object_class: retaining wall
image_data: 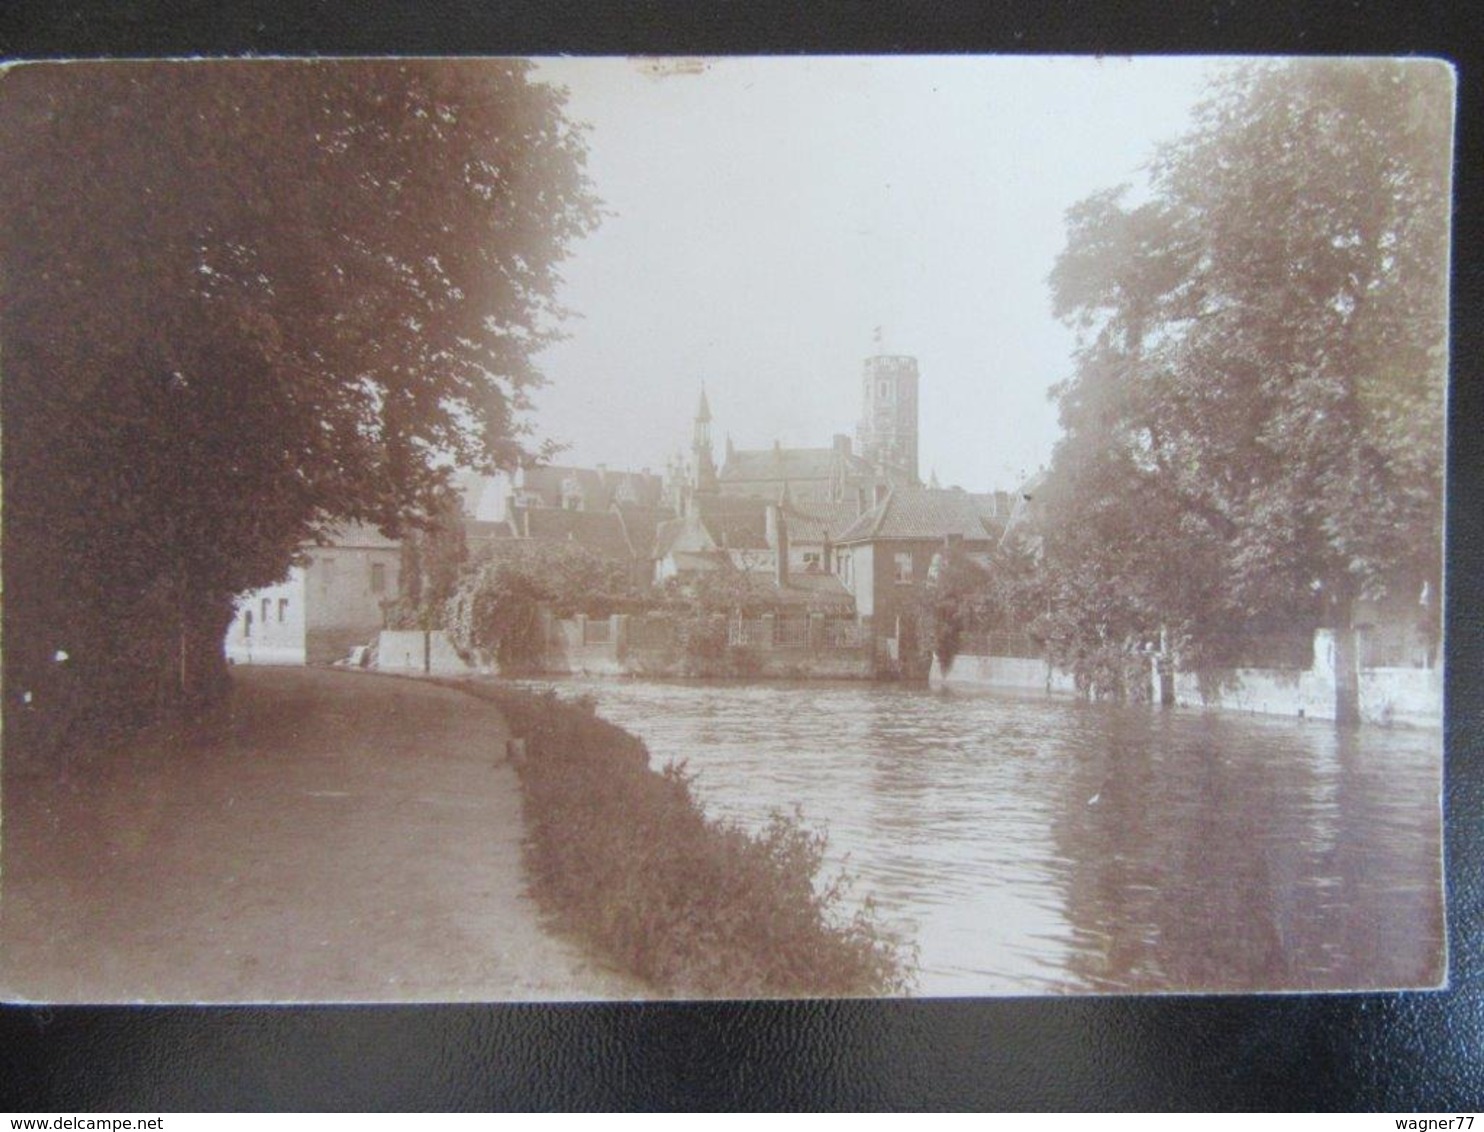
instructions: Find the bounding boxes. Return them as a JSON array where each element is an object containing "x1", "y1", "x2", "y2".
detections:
[
  {"x1": 377, "y1": 630, "x2": 478, "y2": 675},
  {"x1": 935, "y1": 639, "x2": 1439, "y2": 728}
]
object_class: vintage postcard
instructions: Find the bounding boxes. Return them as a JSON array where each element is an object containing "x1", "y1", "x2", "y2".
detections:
[{"x1": 0, "y1": 56, "x2": 1450, "y2": 1001}]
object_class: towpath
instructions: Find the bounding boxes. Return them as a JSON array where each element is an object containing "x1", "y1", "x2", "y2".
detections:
[{"x1": 1, "y1": 667, "x2": 641, "y2": 1002}]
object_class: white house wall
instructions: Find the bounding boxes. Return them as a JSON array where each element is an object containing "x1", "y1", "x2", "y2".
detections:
[{"x1": 226, "y1": 568, "x2": 308, "y2": 666}]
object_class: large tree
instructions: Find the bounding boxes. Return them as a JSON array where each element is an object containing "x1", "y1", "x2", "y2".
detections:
[
  {"x1": 1, "y1": 61, "x2": 599, "y2": 752},
  {"x1": 1041, "y1": 60, "x2": 1451, "y2": 719}
]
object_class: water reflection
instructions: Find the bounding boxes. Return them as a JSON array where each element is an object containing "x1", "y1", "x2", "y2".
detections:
[{"x1": 511, "y1": 678, "x2": 1443, "y2": 995}]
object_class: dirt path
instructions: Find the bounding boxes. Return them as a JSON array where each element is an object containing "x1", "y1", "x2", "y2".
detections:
[{"x1": 0, "y1": 667, "x2": 643, "y2": 1003}]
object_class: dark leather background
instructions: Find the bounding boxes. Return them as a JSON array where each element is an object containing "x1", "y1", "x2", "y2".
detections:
[{"x1": 0, "y1": 1, "x2": 1479, "y2": 1111}]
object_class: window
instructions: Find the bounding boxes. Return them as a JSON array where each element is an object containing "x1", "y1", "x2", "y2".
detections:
[
  {"x1": 243, "y1": 610, "x2": 253, "y2": 639},
  {"x1": 802, "y1": 552, "x2": 821, "y2": 573},
  {"x1": 370, "y1": 562, "x2": 386, "y2": 595},
  {"x1": 320, "y1": 558, "x2": 336, "y2": 592},
  {"x1": 879, "y1": 380, "x2": 890, "y2": 400},
  {"x1": 278, "y1": 598, "x2": 289, "y2": 623},
  {"x1": 261, "y1": 597, "x2": 271, "y2": 622},
  {"x1": 894, "y1": 551, "x2": 913, "y2": 584}
]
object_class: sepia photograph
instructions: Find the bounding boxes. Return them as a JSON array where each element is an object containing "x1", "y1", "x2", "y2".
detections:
[{"x1": 0, "y1": 54, "x2": 1451, "y2": 1003}]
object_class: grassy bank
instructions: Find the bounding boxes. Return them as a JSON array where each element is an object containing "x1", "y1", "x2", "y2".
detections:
[{"x1": 457, "y1": 682, "x2": 912, "y2": 998}]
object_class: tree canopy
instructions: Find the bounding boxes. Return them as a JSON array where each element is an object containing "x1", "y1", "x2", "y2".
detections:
[
  {"x1": 1, "y1": 60, "x2": 600, "y2": 747},
  {"x1": 1039, "y1": 60, "x2": 1451, "y2": 714}
]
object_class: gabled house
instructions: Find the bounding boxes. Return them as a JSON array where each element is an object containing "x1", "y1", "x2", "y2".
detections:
[
  {"x1": 493, "y1": 501, "x2": 666, "y2": 589},
  {"x1": 652, "y1": 494, "x2": 771, "y2": 582},
  {"x1": 652, "y1": 492, "x2": 860, "y2": 584},
  {"x1": 833, "y1": 486, "x2": 1003, "y2": 663},
  {"x1": 652, "y1": 494, "x2": 856, "y2": 612},
  {"x1": 226, "y1": 523, "x2": 401, "y2": 665}
]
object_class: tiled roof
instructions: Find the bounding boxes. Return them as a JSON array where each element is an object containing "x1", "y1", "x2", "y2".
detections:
[
  {"x1": 522, "y1": 508, "x2": 635, "y2": 561},
  {"x1": 651, "y1": 503, "x2": 770, "y2": 557},
  {"x1": 700, "y1": 512, "x2": 768, "y2": 550},
  {"x1": 612, "y1": 504, "x2": 668, "y2": 560},
  {"x1": 319, "y1": 522, "x2": 400, "y2": 549},
  {"x1": 836, "y1": 487, "x2": 1000, "y2": 544},
  {"x1": 783, "y1": 499, "x2": 862, "y2": 543},
  {"x1": 688, "y1": 493, "x2": 769, "y2": 550},
  {"x1": 720, "y1": 445, "x2": 873, "y2": 485},
  {"x1": 651, "y1": 516, "x2": 693, "y2": 560},
  {"x1": 518, "y1": 463, "x2": 665, "y2": 510},
  {"x1": 655, "y1": 495, "x2": 862, "y2": 560},
  {"x1": 736, "y1": 571, "x2": 855, "y2": 608}
]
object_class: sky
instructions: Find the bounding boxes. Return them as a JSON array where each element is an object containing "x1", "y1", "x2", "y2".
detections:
[{"x1": 526, "y1": 56, "x2": 1215, "y2": 492}]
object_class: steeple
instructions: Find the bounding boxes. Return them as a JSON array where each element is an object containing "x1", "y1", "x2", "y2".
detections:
[{"x1": 692, "y1": 383, "x2": 718, "y2": 494}]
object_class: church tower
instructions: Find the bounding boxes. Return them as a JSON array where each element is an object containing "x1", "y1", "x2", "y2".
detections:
[
  {"x1": 856, "y1": 354, "x2": 920, "y2": 486},
  {"x1": 692, "y1": 385, "x2": 719, "y2": 495}
]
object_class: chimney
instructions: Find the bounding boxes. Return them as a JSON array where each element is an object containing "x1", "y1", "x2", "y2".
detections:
[
  {"x1": 855, "y1": 486, "x2": 868, "y2": 516},
  {"x1": 833, "y1": 433, "x2": 852, "y2": 456},
  {"x1": 873, "y1": 482, "x2": 890, "y2": 507},
  {"x1": 766, "y1": 504, "x2": 789, "y2": 587}
]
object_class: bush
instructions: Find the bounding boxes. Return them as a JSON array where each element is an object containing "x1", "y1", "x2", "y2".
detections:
[
  {"x1": 675, "y1": 611, "x2": 728, "y2": 671},
  {"x1": 463, "y1": 683, "x2": 912, "y2": 997},
  {"x1": 444, "y1": 560, "x2": 549, "y2": 672}
]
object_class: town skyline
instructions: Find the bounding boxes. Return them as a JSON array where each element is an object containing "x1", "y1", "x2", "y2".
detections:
[{"x1": 528, "y1": 55, "x2": 1213, "y2": 491}]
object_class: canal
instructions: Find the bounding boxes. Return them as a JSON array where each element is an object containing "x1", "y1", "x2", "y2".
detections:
[{"x1": 514, "y1": 678, "x2": 1444, "y2": 996}]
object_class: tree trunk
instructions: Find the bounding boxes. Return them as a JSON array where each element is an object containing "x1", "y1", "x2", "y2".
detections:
[{"x1": 183, "y1": 596, "x2": 235, "y2": 709}]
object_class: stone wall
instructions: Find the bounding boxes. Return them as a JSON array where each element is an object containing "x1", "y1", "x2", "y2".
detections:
[
  {"x1": 377, "y1": 629, "x2": 478, "y2": 675},
  {"x1": 933, "y1": 626, "x2": 1440, "y2": 728},
  {"x1": 542, "y1": 614, "x2": 629, "y2": 676}
]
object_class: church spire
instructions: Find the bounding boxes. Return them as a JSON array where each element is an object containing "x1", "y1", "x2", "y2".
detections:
[{"x1": 692, "y1": 382, "x2": 718, "y2": 494}]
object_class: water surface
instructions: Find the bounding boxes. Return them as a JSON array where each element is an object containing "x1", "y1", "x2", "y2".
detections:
[{"x1": 513, "y1": 678, "x2": 1444, "y2": 995}]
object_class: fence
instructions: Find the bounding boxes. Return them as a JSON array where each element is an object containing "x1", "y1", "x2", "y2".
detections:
[
  {"x1": 728, "y1": 618, "x2": 767, "y2": 647},
  {"x1": 773, "y1": 616, "x2": 810, "y2": 649}
]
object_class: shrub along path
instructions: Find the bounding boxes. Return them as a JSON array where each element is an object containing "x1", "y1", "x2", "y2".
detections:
[{"x1": 0, "y1": 667, "x2": 642, "y2": 1003}]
